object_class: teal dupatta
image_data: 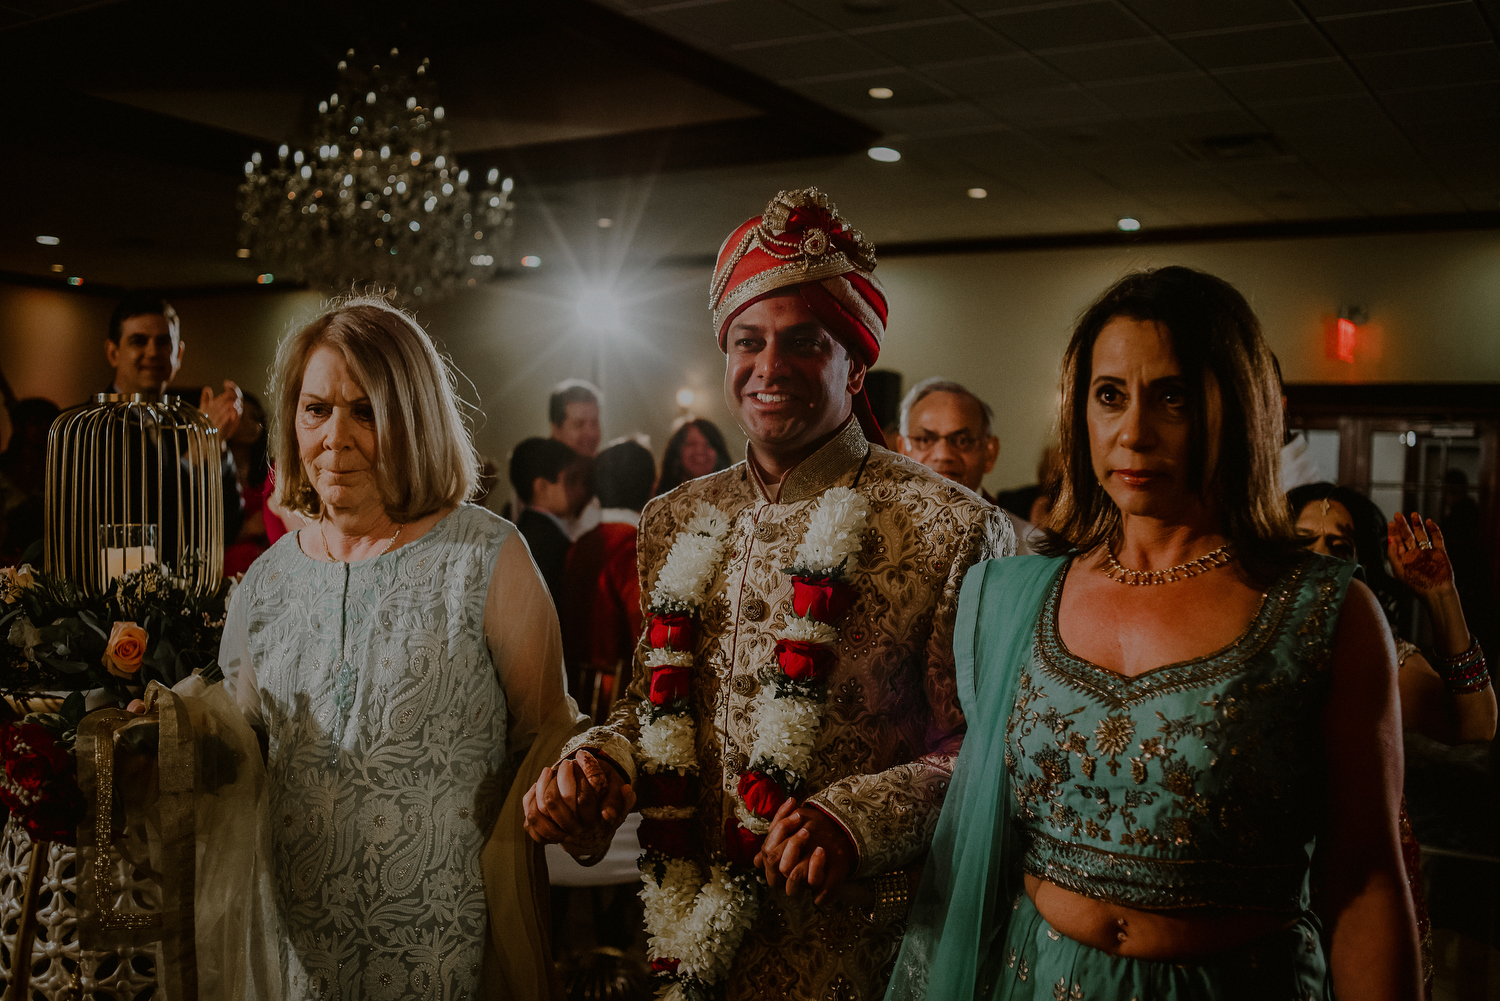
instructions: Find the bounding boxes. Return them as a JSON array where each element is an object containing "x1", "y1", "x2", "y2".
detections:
[{"x1": 886, "y1": 555, "x2": 1064, "y2": 1001}]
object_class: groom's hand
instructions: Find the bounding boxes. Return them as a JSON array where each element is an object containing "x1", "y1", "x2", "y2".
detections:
[
  {"x1": 755, "y1": 799, "x2": 856, "y2": 905},
  {"x1": 523, "y1": 750, "x2": 635, "y2": 853}
]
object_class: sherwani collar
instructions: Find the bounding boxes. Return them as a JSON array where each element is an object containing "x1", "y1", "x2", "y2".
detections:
[{"x1": 747, "y1": 415, "x2": 869, "y2": 505}]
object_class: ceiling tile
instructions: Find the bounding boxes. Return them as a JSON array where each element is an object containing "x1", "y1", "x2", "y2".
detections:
[
  {"x1": 1300, "y1": 0, "x2": 1471, "y2": 17},
  {"x1": 916, "y1": 54, "x2": 1069, "y2": 96},
  {"x1": 1354, "y1": 42, "x2": 1500, "y2": 92},
  {"x1": 793, "y1": 70, "x2": 955, "y2": 109},
  {"x1": 1169, "y1": 23, "x2": 1338, "y2": 69},
  {"x1": 1087, "y1": 73, "x2": 1238, "y2": 116},
  {"x1": 977, "y1": 84, "x2": 1117, "y2": 122},
  {"x1": 646, "y1": 1, "x2": 830, "y2": 47},
  {"x1": 1119, "y1": 0, "x2": 1304, "y2": 35},
  {"x1": 1130, "y1": 108, "x2": 1271, "y2": 140},
  {"x1": 853, "y1": 17, "x2": 1015, "y2": 63},
  {"x1": 1039, "y1": 38, "x2": 1198, "y2": 82},
  {"x1": 784, "y1": 0, "x2": 963, "y2": 29},
  {"x1": 858, "y1": 101, "x2": 1000, "y2": 134},
  {"x1": 1212, "y1": 58, "x2": 1366, "y2": 103},
  {"x1": 724, "y1": 35, "x2": 898, "y2": 78},
  {"x1": 1380, "y1": 81, "x2": 1500, "y2": 124},
  {"x1": 982, "y1": 2, "x2": 1154, "y2": 50},
  {"x1": 1318, "y1": 4, "x2": 1492, "y2": 56},
  {"x1": 1249, "y1": 93, "x2": 1392, "y2": 130}
]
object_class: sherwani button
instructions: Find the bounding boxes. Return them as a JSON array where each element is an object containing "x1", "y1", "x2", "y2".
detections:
[
  {"x1": 753, "y1": 522, "x2": 782, "y2": 543},
  {"x1": 742, "y1": 597, "x2": 768, "y2": 621},
  {"x1": 732, "y1": 674, "x2": 759, "y2": 697},
  {"x1": 726, "y1": 749, "x2": 749, "y2": 774}
]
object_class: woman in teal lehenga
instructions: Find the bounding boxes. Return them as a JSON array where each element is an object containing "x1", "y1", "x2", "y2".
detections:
[{"x1": 888, "y1": 267, "x2": 1420, "y2": 1001}]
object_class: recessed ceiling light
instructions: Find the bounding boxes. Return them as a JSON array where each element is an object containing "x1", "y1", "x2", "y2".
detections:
[
  {"x1": 867, "y1": 146, "x2": 901, "y2": 162},
  {"x1": 1117, "y1": 217, "x2": 1141, "y2": 232},
  {"x1": 968, "y1": 188, "x2": 988, "y2": 199},
  {"x1": 597, "y1": 218, "x2": 613, "y2": 228},
  {"x1": 521, "y1": 255, "x2": 542, "y2": 268},
  {"x1": 36, "y1": 235, "x2": 60, "y2": 246},
  {"x1": 50, "y1": 264, "x2": 64, "y2": 272},
  {"x1": 236, "y1": 248, "x2": 251, "y2": 259},
  {"x1": 868, "y1": 87, "x2": 894, "y2": 100}
]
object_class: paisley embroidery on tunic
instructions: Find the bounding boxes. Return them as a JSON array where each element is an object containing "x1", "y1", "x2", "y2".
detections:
[{"x1": 1006, "y1": 554, "x2": 1354, "y2": 912}]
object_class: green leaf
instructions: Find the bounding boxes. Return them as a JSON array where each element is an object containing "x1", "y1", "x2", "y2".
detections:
[{"x1": 60, "y1": 691, "x2": 87, "y2": 726}]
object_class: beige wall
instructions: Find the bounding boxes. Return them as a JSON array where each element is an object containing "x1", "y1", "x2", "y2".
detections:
[{"x1": 4, "y1": 226, "x2": 1497, "y2": 497}]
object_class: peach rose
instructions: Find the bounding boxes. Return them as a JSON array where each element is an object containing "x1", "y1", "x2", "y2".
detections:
[{"x1": 102, "y1": 621, "x2": 148, "y2": 679}]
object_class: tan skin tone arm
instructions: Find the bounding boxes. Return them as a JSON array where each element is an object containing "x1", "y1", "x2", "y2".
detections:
[
  {"x1": 1387, "y1": 514, "x2": 1496, "y2": 744},
  {"x1": 1320, "y1": 579, "x2": 1422, "y2": 1000}
]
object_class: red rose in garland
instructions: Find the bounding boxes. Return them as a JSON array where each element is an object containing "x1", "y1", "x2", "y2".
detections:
[
  {"x1": 791, "y1": 576, "x2": 855, "y2": 622},
  {"x1": 639, "y1": 816, "x2": 694, "y2": 857},
  {"x1": 774, "y1": 638, "x2": 837, "y2": 683},
  {"x1": 723, "y1": 817, "x2": 763, "y2": 868},
  {"x1": 641, "y1": 771, "x2": 695, "y2": 809},
  {"x1": 0, "y1": 723, "x2": 85, "y2": 846},
  {"x1": 737, "y1": 770, "x2": 788, "y2": 819},
  {"x1": 648, "y1": 613, "x2": 695, "y2": 651},
  {"x1": 648, "y1": 664, "x2": 691, "y2": 705}
]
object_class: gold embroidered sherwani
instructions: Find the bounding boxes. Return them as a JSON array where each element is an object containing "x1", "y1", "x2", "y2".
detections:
[{"x1": 563, "y1": 417, "x2": 1012, "y2": 1000}]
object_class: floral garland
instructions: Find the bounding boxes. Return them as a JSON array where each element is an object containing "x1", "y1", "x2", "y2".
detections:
[{"x1": 635, "y1": 488, "x2": 869, "y2": 999}]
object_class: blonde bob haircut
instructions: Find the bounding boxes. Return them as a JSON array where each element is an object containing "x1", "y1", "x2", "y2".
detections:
[
  {"x1": 271, "y1": 296, "x2": 479, "y2": 521},
  {"x1": 1036, "y1": 266, "x2": 1298, "y2": 588}
]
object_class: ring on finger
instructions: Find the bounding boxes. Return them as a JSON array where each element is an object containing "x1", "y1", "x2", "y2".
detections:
[{"x1": 1418, "y1": 540, "x2": 1433, "y2": 549}]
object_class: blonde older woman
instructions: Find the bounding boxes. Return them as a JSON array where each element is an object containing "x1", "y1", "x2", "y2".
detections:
[{"x1": 219, "y1": 297, "x2": 584, "y2": 1001}]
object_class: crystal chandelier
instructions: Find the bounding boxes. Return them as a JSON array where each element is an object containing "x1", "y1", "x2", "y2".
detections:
[{"x1": 238, "y1": 49, "x2": 515, "y2": 299}]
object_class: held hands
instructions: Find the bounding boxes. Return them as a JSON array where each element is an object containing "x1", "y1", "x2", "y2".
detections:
[
  {"x1": 523, "y1": 749, "x2": 635, "y2": 857},
  {"x1": 200, "y1": 380, "x2": 245, "y2": 441},
  {"x1": 755, "y1": 797, "x2": 857, "y2": 906},
  {"x1": 1387, "y1": 512, "x2": 1456, "y2": 596}
]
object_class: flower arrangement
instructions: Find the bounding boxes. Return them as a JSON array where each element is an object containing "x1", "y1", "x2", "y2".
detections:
[
  {"x1": 0, "y1": 562, "x2": 233, "y2": 844},
  {"x1": 635, "y1": 488, "x2": 868, "y2": 998}
]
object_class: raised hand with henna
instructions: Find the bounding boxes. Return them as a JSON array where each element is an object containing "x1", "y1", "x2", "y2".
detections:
[{"x1": 1387, "y1": 512, "x2": 1456, "y2": 596}]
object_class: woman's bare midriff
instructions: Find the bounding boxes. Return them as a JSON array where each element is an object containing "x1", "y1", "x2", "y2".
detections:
[{"x1": 1024, "y1": 875, "x2": 1298, "y2": 961}]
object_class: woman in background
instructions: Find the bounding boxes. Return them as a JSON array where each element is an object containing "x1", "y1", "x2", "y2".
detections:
[
  {"x1": 653, "y1": 417, "x2": 732, "y2": 496},
  {"x1": 224, "y1": 391, "x2": 271, "y2": 576}
]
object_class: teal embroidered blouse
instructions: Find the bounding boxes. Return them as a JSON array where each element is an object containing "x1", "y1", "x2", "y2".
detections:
[{"x1": 1007, "y1": 552, "x2": 1356, "y2": 912}]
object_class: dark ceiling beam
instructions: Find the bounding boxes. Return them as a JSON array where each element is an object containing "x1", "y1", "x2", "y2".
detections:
[
  {"x1": 26, "y1": 90, "x2": 266, "y2": 175},
  {"x1": 878, "y1": 210, "x2": 1500, "y2": 258},
  {"x1": 525, "y1": 0, "x2": 878, "y2": 154}
]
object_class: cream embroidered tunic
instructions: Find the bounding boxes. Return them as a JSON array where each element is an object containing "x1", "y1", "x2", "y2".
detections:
[{"x1": 564, "y1": 418, "x2": 1012, "y2": 1001}]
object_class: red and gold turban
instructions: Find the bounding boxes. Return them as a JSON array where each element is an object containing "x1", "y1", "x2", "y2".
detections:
[{"x1": 710, "y1": 188, "x2": 889, "y2": 445}]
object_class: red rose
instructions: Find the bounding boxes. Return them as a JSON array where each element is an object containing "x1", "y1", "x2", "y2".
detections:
[
  {"x1": 775, "y1": 639, "x2": 836, "y2": 683},
  {"x1": 6, "y1": 725, "x2": 69, "y2": 773},
  {"x1": 791, "y1": 577, "x2": 855, "y2": 622},
  {"x1": 648, "y1": 665, "x2": 691, "y2": 705},
  {"x1": 737, "y1": 770, "x2": 787, "y2": 820},
  {"x1": 639, "y1": 817, "x2": 695, "y2": 857},
  {"x1": 640, "y1": 772, "x2": 694, "y2": 809},
  {"x1": 723, "y1": 818, "x2": 764, "y2": 868},
  {"x1": 650, "y1": 958, "x2": 680, "y2": 975},
  {"x1": 7, "y1": 755, "x2": 53, "y2": 793},
  {"x1": 648, "y1": 614, "x2": 694, "y2": 651}
]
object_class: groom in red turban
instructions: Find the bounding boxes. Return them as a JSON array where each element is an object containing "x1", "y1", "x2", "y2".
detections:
[{"x1": 528, "y1": 188, "x2": 1012, "y2": 1000}]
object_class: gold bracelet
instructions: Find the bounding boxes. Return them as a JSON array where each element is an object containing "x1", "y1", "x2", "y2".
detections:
[{"x1": 872, "y1": 869, "x2": 910, "y2": 922}]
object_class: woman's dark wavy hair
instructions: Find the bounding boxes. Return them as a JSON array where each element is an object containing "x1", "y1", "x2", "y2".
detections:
[
  {"x1": 1036, "y1": 266, "x2": 1300, "y2": 588},
  {"x1": 1287, "y1": 481, "x2": 1407, "y2": 625},
  {"x1": 655, "y1": 418, "x2": 733, "y2": 497}
]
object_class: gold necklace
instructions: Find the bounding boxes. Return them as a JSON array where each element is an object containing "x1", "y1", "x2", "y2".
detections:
[
  {"x1": 1102, "y1": 543, "x2": 1233, "y2": 585},
  {"x1": 320, "y1": 520, "x2": 403, "y2": 564}
]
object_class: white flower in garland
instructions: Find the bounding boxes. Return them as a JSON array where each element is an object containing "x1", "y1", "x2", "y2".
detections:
[
  {"x1": 791, "y1": 486, "x2": 869, "y2": 576},
  {"x1": 650, "y1": 502, "x2": 732, "y2": 612},
  {"x1": 780, "y1": 616, "x2": 838, "y2": 646},
  {"x1": 747, "y1": 688, "x2": 823, "y2": 779},
  {"x1": 637, "y1": 709, "x2": 698, "y2": 775}
]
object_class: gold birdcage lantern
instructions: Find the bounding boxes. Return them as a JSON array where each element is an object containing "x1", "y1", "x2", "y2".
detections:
[{"x1": 43, "y1": 394, "x2": 224, "y2": 597}]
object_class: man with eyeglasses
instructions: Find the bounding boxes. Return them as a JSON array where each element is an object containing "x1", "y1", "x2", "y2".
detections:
[{"x1": 898, "y1": 377, "x2": 1035, "y2": 554}]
